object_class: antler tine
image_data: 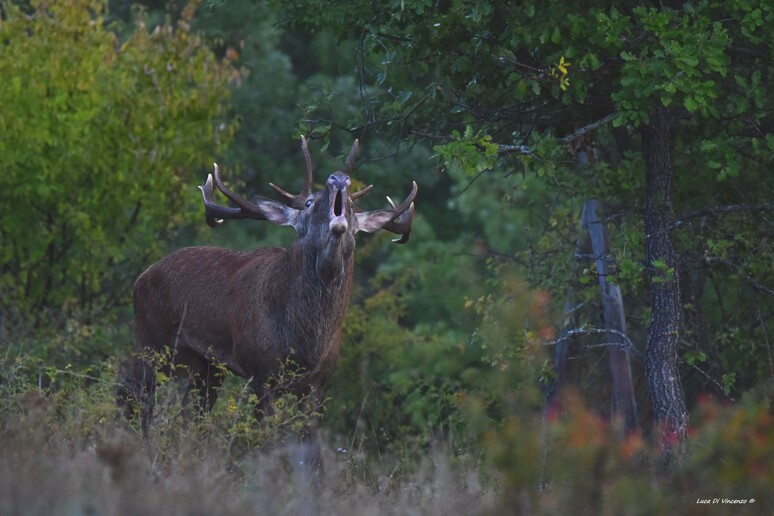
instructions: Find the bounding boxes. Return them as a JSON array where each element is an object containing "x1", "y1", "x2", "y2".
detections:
[
  {"x1": 300, "y1": 135, "x2": 313, "y2": 198},
  {"x1": 344, "y1": 139, "x2": 360, "y2": 175},
  {"x1": 381, "y1": 181, "x2": 417, "y2": 243},
  {"x1": 211, "y1": 163, "x2": 270, "y2": 219},
  {"x1": 350, "y1": 183, "x2": 374, "y2": 200},
  {"x1": 384, "y1": 181, "x2": 419, "y2": 244},
  {"x1": 269, "y1": 135, "x2": 314, "y2": 208},
  {"x1": 384, "y1": 202, "x2": 415, "y2": 243},
  {"x1": 200, "y1": 172, "x2": 232, "y2": 227},
  {"x1": 388, "y1": 180, "x2": 418, "y2": 217},
  {"x1": 345, "y1": 140, "x2": 371, "y2": 199},
  {"x1": 355, "y1": 181, "x2": 417, "y2": 244},
  {"x1": 268, "y1": 182, "x2": 296, "y2": 203},
  {"x1": 200, "y1": 164, "x2": 266, "y2": 226},
  {"x1": 212, "y1": 164, "x2": 258, "y2": 214}
]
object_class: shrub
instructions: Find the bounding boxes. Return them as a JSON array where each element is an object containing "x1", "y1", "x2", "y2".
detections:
[{"x1": 0, "y1": 0, "x2": 235, "y2": 327}]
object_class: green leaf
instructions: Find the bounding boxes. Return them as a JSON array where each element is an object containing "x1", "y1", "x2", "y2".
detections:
[{"x1": 0, "y1": 0, "x2": 235, "y2": 318}]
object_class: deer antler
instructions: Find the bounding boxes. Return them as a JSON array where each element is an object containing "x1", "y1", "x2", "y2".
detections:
[
  {"x1": 202, "y1": 140, "x2": 416, "y2": 242},
  {"x1": 354, "y1": 180, "x2": 418, "y2": 244},
  {"x1": 383, "y1": 191, "x2": 416, "y2": 243},
  {"x1": 200, "y1": 164, "x2": 265, "y2": 227},
  {"x1": 350, "y1": 184, "x2": 374, "y2": 200},
  {"x1": 269, "y1": 135, "x2": 315, "y2": 209},
  {"x1": 199, "y1": 163, "x2": 294, "y2": 227},
  {"x1": 344, "y1": 139, "x2": 359, "y2": 175},
  {"x1": 382, "y1": 181, "x2": 417, "y2": 243},
  {"x1": 341, "y1": 139, "x2": 376, "y2": 200}
]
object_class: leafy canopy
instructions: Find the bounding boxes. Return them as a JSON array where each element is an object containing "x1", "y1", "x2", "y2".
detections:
[
  {"x1": 273, "y1": 0, "x2": 774, "y2": 400},
  {"x1": 0, "y1": 0, "x2": 235, "y2": 325}
]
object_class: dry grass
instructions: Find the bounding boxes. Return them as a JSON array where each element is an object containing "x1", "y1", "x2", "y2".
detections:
[
  {"x1": 7, "y1": 356, "x2": 772, "y2": 515},
  {"x1": 0, "y1": 431, "x2": 494, "y2": 515},
  {"x1": 0, "y1": 376, "x2": 495, "y2": 516}
]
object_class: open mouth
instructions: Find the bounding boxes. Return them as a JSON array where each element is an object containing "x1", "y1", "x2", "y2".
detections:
[
  {"x1": 333, "y1": 189, "x2": 343, "y2": 217},
  {"x1": 329, "y1": 188, "x2": 348, "y2": 235}
]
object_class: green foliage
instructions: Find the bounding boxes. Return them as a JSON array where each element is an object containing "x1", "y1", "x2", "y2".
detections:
[
  {"x1": 4, "y1": 336, "x2": 774, "y2": 514},
  {"x1": 600, "y1": 6, "x2": 731, "y2": 123},
  {"x1": 0, "y1": 352, "x2": 121, "y2": 444},
  {"x1": 1, "y1": 0, "x2": 773, "y2": 508},
  {"x1": 219, "y1": 367, "x2": 322, "y2": 459},
  {"x1": 191, "y1": 0, "x2": 301, "y2": 186},
  {"x1": 322, "y1": 239, "x2": 552, "y2": 464},
  {"x1": 274, "y1": 0, "x2": 774, "y2": 402},
  {"x1": 0, "y1": 370, "x2": 491, "y2": 515},
  {"x1": 0, "y1": 0, "x2": 235, "y2": 325},
  {"x1": 466, "y1": 265, "x2": 554, "y2": 375},
  {"x1": 6, "y1": 313, "x2": 134, "y2": 376},
  {"x1": 434, "y1": 128, "x2": 500, "y2": 175},
  {"x1": 325, "y1": 264, "x2": 481, "y2": 459}
]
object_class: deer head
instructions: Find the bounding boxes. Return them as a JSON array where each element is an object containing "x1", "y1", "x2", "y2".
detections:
[{"x1": 199, "y1": 136, "x2": 417, "y2": 245}]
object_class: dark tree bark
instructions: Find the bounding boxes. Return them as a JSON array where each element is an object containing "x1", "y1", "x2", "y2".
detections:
[{"x1": 641, "y1": 107, "x2": 688, "y2": 461}]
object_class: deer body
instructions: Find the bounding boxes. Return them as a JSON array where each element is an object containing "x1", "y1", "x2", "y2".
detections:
[
  {"x1": 126, "y1": 138, "x2": 416, "y2": 434},
  {"x1": 134, "y1": 243, "x2": 353, "y2": 393}
]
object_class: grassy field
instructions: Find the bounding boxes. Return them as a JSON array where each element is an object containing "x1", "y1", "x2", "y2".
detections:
[
  {"x1": 1, "y1": 426, "x2": 493, "y2": 515},
  {"x1": 0, "y1": 357, "x2": 496, "y2": 516},
  {"x1": 2, "y1": 352, "x2": 773, "y2": 515}
]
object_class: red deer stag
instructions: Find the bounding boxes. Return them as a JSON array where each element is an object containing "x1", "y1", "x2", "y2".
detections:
[{"x1": 125, "y1": 137, "x2": 416, "y2": 436}]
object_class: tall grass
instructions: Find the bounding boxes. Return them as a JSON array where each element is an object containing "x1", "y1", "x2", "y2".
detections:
[
  {"x1": 2, "y1": 350, "x2": 773, "y2": 515},
  {"x1": 0, "y1": 354, "x2": 494, "y2": 516}
]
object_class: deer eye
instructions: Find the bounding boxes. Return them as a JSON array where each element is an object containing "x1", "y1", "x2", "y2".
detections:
[{"x1": 305, "y1": 199, "x2": 314, "y2": 208}]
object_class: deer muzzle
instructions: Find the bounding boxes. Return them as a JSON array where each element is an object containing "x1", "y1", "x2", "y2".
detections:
[{"x1": 327, "y1": 172, "x2": 351, "y2": 236}]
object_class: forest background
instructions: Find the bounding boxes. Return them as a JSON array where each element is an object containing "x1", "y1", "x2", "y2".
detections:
[{"x1": 1, "y1": 0, "x2": 773, "y2": 514}]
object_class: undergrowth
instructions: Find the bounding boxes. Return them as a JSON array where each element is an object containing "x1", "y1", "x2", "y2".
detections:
[
  {"x1": 1, "y1": 348, "x2": 773, "y2": 515},
  {"x1": 0, "y1": 352, "x2": 493, "y2": 515}
]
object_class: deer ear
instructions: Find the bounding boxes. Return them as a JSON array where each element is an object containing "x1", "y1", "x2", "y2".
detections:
[
  {"x1": 355, "y1": 210, "x2": 396, "y2": 233},
  {"x1": 254, "y1": 199, "x2": 298, "y2": 227}
]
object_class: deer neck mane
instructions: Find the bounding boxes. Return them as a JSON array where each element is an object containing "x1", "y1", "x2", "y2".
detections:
[{"x1": 281, "y1": 237, "x2": 355, "y2": 366}]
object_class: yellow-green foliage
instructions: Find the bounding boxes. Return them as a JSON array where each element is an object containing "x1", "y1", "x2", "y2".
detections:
[{"x1": 0, "y1": 0, "x2": 236, "y2": 323}]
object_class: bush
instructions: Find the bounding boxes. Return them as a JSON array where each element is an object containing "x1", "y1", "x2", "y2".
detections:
[
  {"x1": 487, "y1": 388, "x2": 774, "y2": 514},
  {"x1": 0, "y1": 0, "x2": 235, "y2": 326}
]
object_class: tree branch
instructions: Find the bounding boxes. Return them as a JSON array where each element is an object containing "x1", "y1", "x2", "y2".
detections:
[
  {"x1": 495, "y1": 114, "x2": 617, "y2": 158},
  {"x1": 674, "y1": 203, "x2": 774, "y2": 227},
  {"x1": 683, "y1": 361, "x2": 735, "y2": 401},
  {"x1": 547, "y1": 326, "x2": 640, "y2": 356},
  {"x1": 704, "y1": 255, "x2": 774, "y2": 297},
  {"x1": 557, "y1": 113, "x2": 617, "y2": 145}
]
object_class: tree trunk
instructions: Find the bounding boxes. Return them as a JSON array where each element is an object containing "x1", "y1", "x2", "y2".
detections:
[
  {"x1": 581, "y1": 196, "x2": 639, "y2": 434},
  {"x1": 546, "y1": 296, "x2": 579, "y2": 406},
  {"x1": 641, "y1": 107, "x2": 688, "y2": 462},
  {"x1": 548, "y1": 149, "x2": 639, "y2": 437}
]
